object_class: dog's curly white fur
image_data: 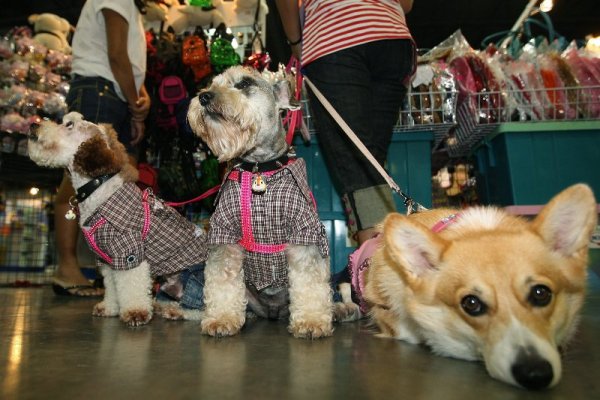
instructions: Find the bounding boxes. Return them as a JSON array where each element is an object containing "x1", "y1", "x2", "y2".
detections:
[
  {"x1": 359, "y1": 184, "x2": 597, "y2": 389},
  {"x1": 188, "y1": 66, "x2": 333, "y2": 339},
  {"x1": 28, "y1": 112, "x2": 206, "y2": 326}
]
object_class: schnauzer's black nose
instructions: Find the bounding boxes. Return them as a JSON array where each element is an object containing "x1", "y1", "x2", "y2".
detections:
[
  {"x1": 28, "y1": 123, "x2": 40, "y2": 141},
  {"x1": 199, "y1": 91, "x2": 214, "y2": 106}
]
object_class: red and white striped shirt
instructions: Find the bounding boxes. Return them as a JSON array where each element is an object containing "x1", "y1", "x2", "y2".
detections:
[{"x1": 301, "y1": 0, "x2": 413, "y2": 66}]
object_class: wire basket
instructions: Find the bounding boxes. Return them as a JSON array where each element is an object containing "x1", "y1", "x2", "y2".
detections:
[
  {"x1": 300, "y1": 86, "x2": 458, "y2": 151},
  {"x1": 446, "y1": 85, "x2": 600, "y2": 157},
  {"x1": 395, "y1": 87, "x2": 458, "y2": 150}
]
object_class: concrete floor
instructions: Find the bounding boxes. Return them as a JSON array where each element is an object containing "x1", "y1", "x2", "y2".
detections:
[{"x1": 1, "y1": 269, "x2": 600, "y2": 400}]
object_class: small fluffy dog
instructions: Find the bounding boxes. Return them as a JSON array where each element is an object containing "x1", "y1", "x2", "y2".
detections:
[
  {"x1": 187, "y1": 66, "x2": 333, "y2": 339},
  {"x1": 346, "y1": 184, "x2": 597, "y2": 389},
  {"x1": 28, "y1": 112, "x2": 208, "y2": 326}
]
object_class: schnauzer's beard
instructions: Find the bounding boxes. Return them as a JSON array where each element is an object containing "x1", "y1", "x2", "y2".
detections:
[{"x1": 188, "y1": 97, "x2": 259, "y2": 162}]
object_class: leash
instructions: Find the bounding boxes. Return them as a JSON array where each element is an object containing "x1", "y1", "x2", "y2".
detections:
[
  {"x1": 164, "y1": 184, "x2": 221, "y2": 208},
  {"x1": 302, "y1": 76, "x2": 428, "y2": 215}
]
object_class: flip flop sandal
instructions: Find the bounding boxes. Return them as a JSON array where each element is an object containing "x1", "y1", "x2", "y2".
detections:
[{"x1": 52, "y1": 280, "x2": 103, "y2": 297}]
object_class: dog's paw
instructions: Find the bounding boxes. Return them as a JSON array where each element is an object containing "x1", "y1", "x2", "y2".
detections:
[
  {"x1": 92, "y1": 301, "x2": 119, "y2": 317},
  {"x1": 333, "y1": 302, "x2": 362, "y2": 323},
  {"x1": 289, "y1": 319, "x2": 334, "y2": 339},
  {"x1": 120, "y1": 309, "x2": 153, "y2": 327},
  {"x1": 201, "y1": 315, "x2": 244, "y2": 337},
  {"x1": 154, "y1": 302, "x2": 185, "y2": 321}
]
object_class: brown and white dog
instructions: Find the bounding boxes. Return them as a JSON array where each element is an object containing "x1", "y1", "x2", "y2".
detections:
[
  {"x1": 345, "y1": 184, "x2": 597, "y2": 389},
  {"x1": 28, "y1": 112, "x2": 208, "y2": 326}
]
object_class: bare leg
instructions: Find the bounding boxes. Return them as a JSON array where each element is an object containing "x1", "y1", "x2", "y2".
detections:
[
  {"x1": 53, "y1": 173, "x2": 102, "y2": 296},
  {"x1": 356, "y1": 227, "x2": 378, "y2": 246}
]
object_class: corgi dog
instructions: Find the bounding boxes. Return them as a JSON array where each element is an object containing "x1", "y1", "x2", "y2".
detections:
[{"x1": 359, "y1": 184, "x2": 597, "y2": 389}]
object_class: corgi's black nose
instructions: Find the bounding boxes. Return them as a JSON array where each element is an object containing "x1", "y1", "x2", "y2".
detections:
[
  {"x1": 28, "y1": 123, "x2": 40, "y2": 141},
  {"x1": 199, "y1": 91, "x2": 214, "y2": 106},
  {"x1": 511, "y1": 353, "x2": 553, "y2": 390}
]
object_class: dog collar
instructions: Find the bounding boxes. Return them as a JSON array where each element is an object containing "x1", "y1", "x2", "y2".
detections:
[
  {"x1": 431, "y1": 213, "x2": 461, "y2": 233},
  {"x1": 75, "y1": 173, "x2": 117, "y2": 203},
  {"x1": 233, "y1": 154, "x2": 290, "y2": 173}
]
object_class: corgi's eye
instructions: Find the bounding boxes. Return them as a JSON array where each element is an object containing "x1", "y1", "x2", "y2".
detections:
[
  {"x1": 234, "y1": 77, "x2": 254, "y2": 90},
  {"x1": 528, "y1": 285, "x2": 552, "y2": 307},
  {"x1": 461, "y1": 295, "x2": 487, "y2": 316}
]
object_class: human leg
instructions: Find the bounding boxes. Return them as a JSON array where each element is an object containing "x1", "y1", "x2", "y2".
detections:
[
  {"x1": 304, "y1": 45, "x2": 401, "y2": 243},
  {"x1": 52, "y1": 77, "x2": 137, "y2": 295},
  {"x1": 52, "y1": 172, "x2": 103, "y2": 296}
]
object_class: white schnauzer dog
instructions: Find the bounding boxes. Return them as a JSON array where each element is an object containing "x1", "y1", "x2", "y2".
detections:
[
  {"x1": 187, "y1": 66, "x2": 334, "y2": 339},
  {"x1": 28, "y1": 112, "x2": 208, "y2": 326}
]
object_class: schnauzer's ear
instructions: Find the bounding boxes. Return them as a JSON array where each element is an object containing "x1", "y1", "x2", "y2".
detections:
[
  {"x1": 273, "y1": 80, "x2": 301, "y2": 111},
  {"x1": 73, "y1": 125, "x2": 128, "y2": 177}
]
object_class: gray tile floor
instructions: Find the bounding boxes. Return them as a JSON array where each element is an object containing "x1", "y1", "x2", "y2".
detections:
[{"x1": 1, "y1": 263, "x2": 600, "y2": 400}]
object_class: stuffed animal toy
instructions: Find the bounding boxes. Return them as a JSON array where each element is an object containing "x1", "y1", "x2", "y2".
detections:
[
  {"x1": 28, "y1": 13, "x2": 72, "y2": 54},
  {"x1": 143, "y1": 1, "x2": 170, "y2": 30},
  {"x1": 166, "y1": 0, "x2": 225, "y2": 35}
]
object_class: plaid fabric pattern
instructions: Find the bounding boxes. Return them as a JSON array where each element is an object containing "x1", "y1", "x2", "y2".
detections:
[
  {"x1": 208, "y1": 158, "x2": 329, "y2": 290},
  {"x1": 82, "y1": 182, "x2": 207, "y2": 274}
]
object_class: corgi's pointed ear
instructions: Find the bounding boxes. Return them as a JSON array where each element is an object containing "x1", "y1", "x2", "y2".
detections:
[
  {"x1": 383, "y1": 213, "x2": 447, "y2": 279},
  {"x1": 532, "y1": 184, "x2": 597, "y2": 257}
]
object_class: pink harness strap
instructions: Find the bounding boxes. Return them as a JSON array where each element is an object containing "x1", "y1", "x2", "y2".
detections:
[
  {"x1": 82, "y1": 188, "x2": 152, "y2": 266},
  {"x1": 349, "y1": 212, "x2": 462, "y2": 313},
  {"x1": 82, "y1": 218, "x2": 113, "y2": 264},
  {"x1": 431, "y1": 213, "x2": 461, "y2": 233},
  {"x1": 234, "y1": 171, "x2": 287, "y2": 254}
]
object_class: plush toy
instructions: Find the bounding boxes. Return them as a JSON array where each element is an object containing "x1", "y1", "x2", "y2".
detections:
[
  {"x1": 166, "y1": 0, "x2": 225, "y2": 34},
  {"x1": 143, "y1": 0, "x2": 170, "y2": 30},
  {"x1": 28, "y1": 13, "x2": 72, "y2": 54}
]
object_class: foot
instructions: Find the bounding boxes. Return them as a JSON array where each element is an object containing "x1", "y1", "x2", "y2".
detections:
[
  {"x1": 93, "y1": 301, "x2": 119, "y2": 317},
  {"x1": 289, "y1": 319, "x2": 334, "y2": 339},
  {"x1": 53, "y1": 264, "x2": 103, "y2": 297},
  {"x1": 333, "y1": 302, "x2": 362, "y2": 322},
  {"x1": 120, "y1": 308, "x2": 153, "y2": 327},
  {"x1": 201, "y1": 315, "x2": 244, "y2": 337}
]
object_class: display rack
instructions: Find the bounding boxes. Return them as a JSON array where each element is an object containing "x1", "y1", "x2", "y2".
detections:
[{"x1": 446, "y1": 84, "x2": 600, "y2": 157}]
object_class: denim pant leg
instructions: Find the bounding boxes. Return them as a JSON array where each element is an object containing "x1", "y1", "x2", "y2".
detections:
[
  {"x1": 179, "y1": 263, "x2": 206, "y2": 310},
  {"x1": 304, "y1": 40, "x2": 414, "y2": 231},
  {"x1": 66, "y1": 76, "x2": 136, "y2": 154}
]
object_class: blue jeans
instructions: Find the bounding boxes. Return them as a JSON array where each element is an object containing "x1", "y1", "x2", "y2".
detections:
[
  {"x1": 155, "y1": 263, "x2": 206, "y2": 310},
  {"x1": 304, "y1": 39, "x2": 415, "y2": 231},
  {"x1": 65, "y1": 75, "x2": 135, "y2": 154}
]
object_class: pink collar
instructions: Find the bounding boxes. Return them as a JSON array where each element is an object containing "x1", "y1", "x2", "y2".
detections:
[{"x1": 431, "y1": 213, "x2": 461, "y2": 233}]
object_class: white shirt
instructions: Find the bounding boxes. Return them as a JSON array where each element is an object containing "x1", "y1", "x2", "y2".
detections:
[{"x1": 71, "y1": 0, "x2": 146, "y2": 101}]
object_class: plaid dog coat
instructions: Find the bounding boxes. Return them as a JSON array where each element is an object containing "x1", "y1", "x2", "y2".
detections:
[
  {"x1": 82, "y1": 182, "x2": 207, "y2": 276},
  {"x1": 207, "y1": 158, "x2": 329, "y2": 290}
]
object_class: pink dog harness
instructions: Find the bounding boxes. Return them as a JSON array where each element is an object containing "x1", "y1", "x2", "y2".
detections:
[
  {"x1": 208, "y1": 158, "x2": 329, "y2": 290},
  {"x1": 348, "y1": 212, "x2": 461, "y2": 314}
]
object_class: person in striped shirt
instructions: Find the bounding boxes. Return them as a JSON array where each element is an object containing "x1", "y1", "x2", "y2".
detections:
[{"x1": 276, "y1": 0, "x2": 416, "y2": 246}]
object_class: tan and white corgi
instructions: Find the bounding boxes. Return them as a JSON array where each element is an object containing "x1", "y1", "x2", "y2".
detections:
[{"x1": 356, "y1": 184, "x2": 597, "y2": 390}]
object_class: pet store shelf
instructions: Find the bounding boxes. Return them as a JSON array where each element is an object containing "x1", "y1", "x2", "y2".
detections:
[
  {"x1": 474, "y1": 120, "x2": 600, "y2": 206},
  {"x1": 446, "y1": 85, "x2": 600, "y2": 157}
]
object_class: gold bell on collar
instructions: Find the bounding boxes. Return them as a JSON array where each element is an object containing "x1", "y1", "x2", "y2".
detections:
[
  {"x1": 252, "y1": 174, "x2": 267, "y2": 194},
  {"x1": 65, "y1": 196, "x2": 78, "y2": 220}
]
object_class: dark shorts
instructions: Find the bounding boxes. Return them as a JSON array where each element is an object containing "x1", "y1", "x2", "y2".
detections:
[{"x1": 65, "y1": 75, "x2": 135, "y2": 154}]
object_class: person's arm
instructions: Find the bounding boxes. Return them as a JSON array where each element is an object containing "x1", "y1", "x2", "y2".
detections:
[
  {"x1": 399, "y1": 0, "x2": 414, "y2": 14},
  {"x1": 102, "y1": 8, "x2": 149, "y2": 145},
  {"x1": 102, "y1": 9, "x2": 138, "y2": 110},
  {"x1": 275, "y1": 0, "x2": 302, "y2": 59}
]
